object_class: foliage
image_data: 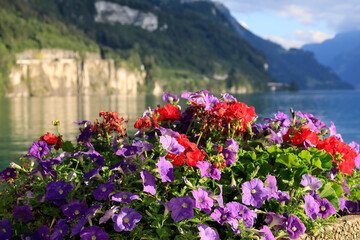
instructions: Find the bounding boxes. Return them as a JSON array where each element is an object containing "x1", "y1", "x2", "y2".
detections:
[{"x1": 1, "y1": 90, "x2": 360, "y2": 239}]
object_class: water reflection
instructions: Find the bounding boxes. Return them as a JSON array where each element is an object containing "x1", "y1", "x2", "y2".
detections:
[{"x1": 1, "y1": 90, "x2": 359, "y2": 170}]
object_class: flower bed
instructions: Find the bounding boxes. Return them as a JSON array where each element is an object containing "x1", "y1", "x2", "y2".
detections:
[{"x1": 1, "y1": 90, "x2": 360, "y2": 240}]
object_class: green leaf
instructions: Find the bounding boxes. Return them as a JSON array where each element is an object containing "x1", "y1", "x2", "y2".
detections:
[
  {"x1": 276, "y1": 153, "x2": 300, "y2": 167},
  {"x1": 61, "y1": 141, "x2": 74, "y2": 153},
  {"x1": 319, "y1": 182, "x2": 340, "y2": 211},
  {"x1": 247, "y1": 151, "x2": 256, "y2": 160},
  {"x1": 267, "y1": 145, "x2": 279, "y2": 154},
  {"x1": 299, "y1": 150, "x2": 311, "y2": 164},
  {"x1": 156, "y1": 227, "x2": 173, "y2": 239}
]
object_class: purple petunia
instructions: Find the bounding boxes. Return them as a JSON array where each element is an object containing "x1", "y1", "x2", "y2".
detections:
[
  {"x1": 0, "y1": 168, "x2": 16, "y2": 181},
  {"x1": 163, "y1": 92, "x2": 179, "y2": 103},
  {"x1": 140, "y1": 169, "x2": 156, "y2": 195},
  {"x1": 99, "y1": 206, "x2": 120, "y2": 224},
  {"x1": 225, "y1": 138, "x2": 239, "y2": 151},
  {"x1": 13, "y1": 205, "x2": 34, "y2": 223},
  {"x1": 160, "y1": 135, "x2": 185, "y2": 155},
  {"x1": 210, "y1": 207, "x2": 235, "y2": 225},
  {"x1": 265, "y1": 212, "x2": 287, "y2": 232},
  {"x1": 50, "y1": 219, "x2": 68, "y2": 240},
  {"x1": 226, "y1": 201, "x2": 256, "y2": 228},
  {"x1": 132, "y1": 140, "x2": 155, "y2": 152},
  {"x1": 0, "y1": 219, "x2": 13, "y2": 240},
  {"x1": 32, "y1": 225, "x2": 50, "y2": 240},
  {"x1": 196, "y1": 160, "x2": 221, "y2": 180},
  {"x1": 159, "y1": 127, "x2": 180, "y2": 138},
  {"x1": 80, "y1": 226, "x2": 108, "y2": 240},
  {"x1": 192, "y1": 188, "x2": 214, "y2": 213},
  {"x1": 203, "y1": 94, "x2": 219, "y2": 110},
  {"x1": 300, "y1": 174, "x2": 322, "y2": 191},
  {"x1": 156, "y1": 155, "x2": 174, "y2": 182},
  {"x1": 196, "y1": 224, "x2": 219, "y2": 240},
  {"x1": 112, "y1": 207, "x2": 142, "y2": 232},
  {"x1": 29, "y1": 141, "x2": 50, "y2": 160},
  {"x1": 45, "y1": 181, "x2": 73, "y2": 206},
  {"x1": 167, "y1": 196, "x2": 195, "y2": 221},
  {"x1": 83, "y1": 167, "x2": 102, "y2": 180},
  {"x1": 112, "y1": 192, "x2": 139, "y2": 204},
  {"x1": 264, "y1": 175, "x2": 278, "y2": 200},
  {"x1": 317, "y1": 198, "x2": 336, "y2": 218},
  {"x1": 93, "y1": 182, "x2": 115, "y2": 201},
  {"x1": 116, "y1": 145, "x2": 143, "y2": 157},
  {"x1": 260, "y1": 225, "x2": 276, "y2": 240},
  {"x1": 221, "y1": 93, "x2": 236, "y2": 101},
  {"x1": 242, "y1": 178, "x2": 268, "y2": 208},
  {"x1": 181, "y1": 90, "x2": 209, "y2": 101},
  {"x1": 221, "y1": 148, "x2": 236, "y2": 165},
  {"x1": 70, "y1": 217, "x2": 88, "y2": 238},
  {"x1": 287, "y1": 215, "x2": 306, "y2": 239},
  {"x1": 60, "y1": 199, "x2": 87, "y2": 221},
  {"x1": 303, "y1": 194, "x2": 319, "y2": 220}
]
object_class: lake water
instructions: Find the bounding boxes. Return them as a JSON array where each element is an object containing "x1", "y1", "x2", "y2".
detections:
[{"x1": 1, "y1": 90, "x2": 360, "y2": 170}]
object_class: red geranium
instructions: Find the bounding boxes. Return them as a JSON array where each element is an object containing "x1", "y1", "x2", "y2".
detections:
[
  {"x1": 317, "y1": 136, "x2": 357, "y2": 175},
  {"x1": 283, "y1": 128, "x2": 319, "y2": 147},
  {"x1": 156, "y1": 104, "x2": 181, "y2": 122},
  {"x1": 134, "y1": 116, "x2": 152, "y2": 131},
  {"x1": 39, "y1": 132, "x2": 63, "y2": 150}
]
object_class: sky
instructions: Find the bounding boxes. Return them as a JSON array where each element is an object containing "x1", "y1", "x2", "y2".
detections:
[{"x1": 216, "y1": 0, "x2": 360, "y2": 49}]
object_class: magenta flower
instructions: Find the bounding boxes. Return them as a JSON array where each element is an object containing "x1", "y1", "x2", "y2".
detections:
[
  {"x1": 0, "y1": 168, "x2": 16, "y2": 181},
  {"x1": 93, "y1": 182, "x2": 115, "y2": 201},
  {"x1": 260, "y1": 226, "x2": 275, "y2": 240},
  {"x1": 265, "y1": 175, "x2": 278, "y2": 200},
  {"x1": 32, "y1": 225, "x2": 50, "y2": 240},
  {"x1": 99, "y1": 206, "x2": 120, "y2": 224},
  {"x1": 265, "y1": 212, "x2": 286, "y2": 232},
  {"x1": 300, "y1": 174, "x2": 322, "y2": 191},
  {"x1": 163, "y1": 92, "x2": 179, "y2": 103},
  {"x1": 192, "y1": 188, "x2": 214, "y2": 213},
  {"x1": 112, "y1": 192, "x2": 139, "y2": 204},
  {"x1": 196, "y1": 160, "x2": 221, "y2": 180},
  {"x1": 242, "y1": 178, "x2": 268, "y2": 208},
  {"x1": 0, "y1": 219, "x2": 13, "y2": 240},
  {"x1": 140, "y1": 169, "x2": 156, "y2": 195},
  {"x1": 196, "y1": 224, "x2": 219, "y2": 240},
  {"x1": 50, "y1": 219, "x2": 68, "y2": 239},
  {"x1": 156, "y1": 155, "x2": 174, "y2": 182},
  {"x1": 287, "y1": 215, "x2": 306, "y2": 239},
  {"x1": 60, "y1": 199, "x2": 87, "y2": 221},
  {"x1": 221, "y1": 148, "x2": 236, "y2": 165},
  {"x1": 112, "y1": 207, "x2": 142, "y2": 232},
  {"x1": 303, "y1": 194, "x2": 319, "y2": 220},
  {"x1": 13, "y1": 205, "x2": 34, "y2": 223},
  {"x1": 225, "y1": 138, "x2": 239, "y2": 151},
  {"x1": 80, "y1": 226, "x2": 108, "y2": 240},
  {"x1": 45, "y1": 181, "x2": 73, "y2": 206},
  {"x1": 29, "y1": 141, "x2": 50, "y2": 160},
  {"x1": 210, "y1": 207, "x2": 235, "y2": 225},
  {"x1": 226, "y1": 201, "x2": 256, "y2": 228},
  {"x1": 167, "y1": 196, "x2": 195, "y2": 221},
  {"x1": 160, "y1": 135, "x2": 185, "y2": 155},
  {"x1": 317, "y1": 198, "x2": 336, "y2": 218}
]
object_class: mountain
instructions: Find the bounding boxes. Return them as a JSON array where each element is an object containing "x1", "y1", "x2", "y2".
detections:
[
  {"x1": 213, "y1": 2, "x2": 352, "y2": 90},
  {"x1": 0, "y1": 0, "x2": 274, "y2": 96},
  {"x1": 302, "y1": 31, "x2": 360, "y2": 88},
  {"x1": 0, "y1": 0, "x2": 352, "y2": 97}
]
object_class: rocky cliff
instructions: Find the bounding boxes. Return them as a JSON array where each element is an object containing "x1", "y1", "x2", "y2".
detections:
[{"x1": 7, "y1": 49, "x2": 145, "y2": 97}]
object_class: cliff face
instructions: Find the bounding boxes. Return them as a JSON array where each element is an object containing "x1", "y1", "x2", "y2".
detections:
[{"x1": 7, "y1": 49, "x2": 145, "y2": 97}]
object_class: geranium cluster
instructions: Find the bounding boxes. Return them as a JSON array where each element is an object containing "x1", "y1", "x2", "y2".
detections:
[{"x1": 1, "y1": 90, "x2": 360, "y2": 240}]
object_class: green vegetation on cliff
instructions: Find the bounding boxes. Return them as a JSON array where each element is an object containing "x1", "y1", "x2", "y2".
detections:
[{"x1": 0, "y1": 0, "x2": 274, "y2": 96}]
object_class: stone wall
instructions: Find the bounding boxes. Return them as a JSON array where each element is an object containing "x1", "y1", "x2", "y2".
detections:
[{"x1": 7, "y1": 49, "x2": 145, "y2": 97}]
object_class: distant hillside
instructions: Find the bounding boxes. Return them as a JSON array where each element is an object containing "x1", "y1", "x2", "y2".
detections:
[
  {"x1": 302, "y1": 31, "x2": 360, "y2": 88},
  {"x1": 213, "y1": 2, "x2": 352, "y2": 90},
  {"x1": 0, "y1": 0, "x2": 274, "y2": 96}
]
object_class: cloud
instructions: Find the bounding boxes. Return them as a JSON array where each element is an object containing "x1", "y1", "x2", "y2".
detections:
[
  {"x1": 265, "y1": 30, "x2": 334, "y2": 49},
  {"x1": 216, "y1": 0, "x2": 360, "y2": 32},
  {"x1": 238, "y1": 20, "x2": 249, "y2": 29}
]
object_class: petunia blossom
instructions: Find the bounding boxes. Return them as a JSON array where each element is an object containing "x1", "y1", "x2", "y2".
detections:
[
  {"x1": 45, "y1": 181, "x2": 73, "y2": 206},
  {"x1": 140, "y1": 169, "x2": 156, "y2": 195},
  {"x1": 160, "y1": 135, "x2": 185, "y2": 155},
  {"x1": 210, "y1": 207, "x2": 235, "y2": 225},
  {"x1": 156, "y1": 155, "x2": 174, "y2": 182},
  {"x1": 29, "y1": 141, "x2": 50, "y2": 160},
  {"x1": 287, "y1": 215, "x2": 306, "y2": 239},
  {"x1": 0, "y1": 219, "x2": 13, "y2": 240},
  {"x1": 112, "y1": 207, "x2": 142, "y2": 232},
  {"x1": 80, "y1": 226, "x2": 108, "y2": 240},
  {"x1": 242, "y1": 178, "x2": 268, "y2": 208},
  {"x1": 196, "y1": 160, "x2": 221, "y2": 180},
  {"x1": 93, "y1": 182, "x2": 115, "y2": 201},
  {"x1": 192, "y1": 188, "x2": 214, "y2": 213},
  {"x1": 317, "y1": 198, "x2": 336, "y2": 218},
  {"x1": 260, "y1": 226, "x2": 275, "y2": 240},
  {"x1": 300, "y1": 174, "x2": 322, "y2": 191},
  {"x1": 112, "y1": 192, "x2": 139, "y2": 204},
  {"x1": 0, "y1": 168, "x2": 16, "y2": 181},
  {"x1": 13, "y1": 205, "x2": 34, "y2": 223},
  {"x1": 167, "y1": 196, "x2": 195, "y2": 221},
  {"x1": 303, "y1": 194, "x2": 319, "y2": 221},
  {"x1": 196, "y1": 224, "x2": 219, "y2": 240},
  {"x1": 264, "y1": 212, "x2": 286, "y2": 232}
]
